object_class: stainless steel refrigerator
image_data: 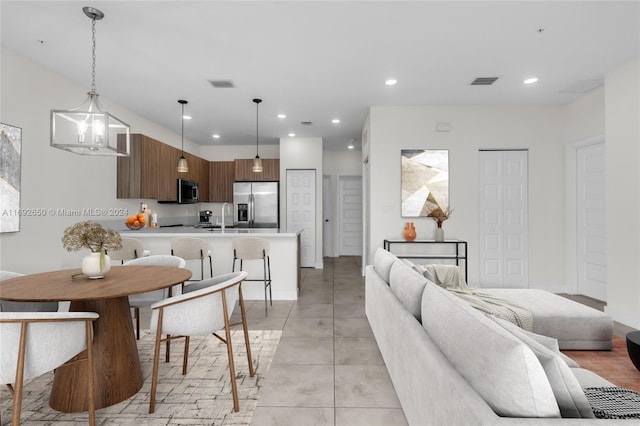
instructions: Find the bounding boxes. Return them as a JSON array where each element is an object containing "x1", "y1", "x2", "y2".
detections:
[{"x1": 233, "y1": 181, "x2": 279, "y2": 228}]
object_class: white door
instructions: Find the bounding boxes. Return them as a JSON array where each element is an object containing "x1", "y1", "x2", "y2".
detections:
[
  {"x1": 479, "y1": 150, "x2": 528, "y2": 288},
  {"x1": 323, "y1": 175, "x2": 334, "y2": 257},
  {"x1": 339, "y1": 176, "x2": 362, "y2": 256},
  {"x1": 287, "y1": 169, "x2": 316, "y2": 267},
  {"x1": 576, "y1": 142, "x2": 607, "y2": 300}
]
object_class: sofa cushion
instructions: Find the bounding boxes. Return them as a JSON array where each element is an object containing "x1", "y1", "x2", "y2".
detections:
[
  {"x1": 491, "y1": 317, "x2": 579, "y2": 368},
  {"x1": 491, "y1": 317, "x2": 594, "y2": 418},
  {"x1": 421, "y1": 281, "x2": 561, "y2": 418},
  {"x1": 389, "y1": 260, "x2": 428, "y2": 321},
  {"x1": 374, "y1": 248, "x2": 397, "y2": 284}
]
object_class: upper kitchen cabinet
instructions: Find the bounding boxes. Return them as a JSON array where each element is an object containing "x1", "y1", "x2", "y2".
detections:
[
  {"x1": 117, "y1": 134, "x2": 160, "y2": 199},
  {"x1": 234, "y1": 158, "x2": 280, "y2": 181},
  {"x1": 209, "y1": 161, "x2": 234, "y2": 202},
  {"x1": 157, "y1": 142, "x2": 180, "y2": 201},
  {"x1": 198, "y1": 157, "x2": 210, "y2": 202}
]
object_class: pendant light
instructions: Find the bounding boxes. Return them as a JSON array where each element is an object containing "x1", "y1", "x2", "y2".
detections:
[
  {"x1": 50, "y1": 6, "x2": 130, "y2": 156},
  {"x1": 177, "y1": 100, "x2": 189, "y2": 173},
  {"x1": 252, "y1": 98, "x2": 263, "y2": 173}
]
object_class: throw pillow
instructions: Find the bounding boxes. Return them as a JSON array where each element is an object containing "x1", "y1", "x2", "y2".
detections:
[
  {"x1": 421, "y1": 281, "x2": 561, "y2": 418},
  {"x1": 491, "y1": 317, "x2": 594, "y2": 418},
  {"x1": 373, "y1": 248, "x2": 397, "y2": 284},
  {"x1": 389, "y1": 260, "x2": 427, "y2": 321}
]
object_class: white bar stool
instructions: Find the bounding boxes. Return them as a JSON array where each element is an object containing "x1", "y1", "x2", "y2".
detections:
[
  {"x1": 232, "y1": 237, "x2": 272, "y2": 315},
  {"x1": 107, "y1": 237, "x2": 150, "y2": 264},
  {"x1": 170, "y1": 237, "x2": 213, "y2": 280}
]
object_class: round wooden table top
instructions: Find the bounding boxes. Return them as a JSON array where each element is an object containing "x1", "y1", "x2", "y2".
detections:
[{"x1": 0, "y1": 265, "x2": 192, "y2": 302}]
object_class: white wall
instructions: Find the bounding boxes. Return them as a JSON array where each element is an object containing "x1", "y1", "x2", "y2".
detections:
[
  {"x1": 322, "y1": 150, "x2": 362, "y2": 256},
  {"x1": 279, "y1": 137, "x2": 324, "y2": 268},
  {"x1": 367, "y1": 106, "x2": 566, "y2": 289},
  {"x1": 200, "y1": 144, "x2": 279, "y2": 161},
  {"x1": 0, "y1": 48, "x2": 206, "y2": 273},
  {"x1": 605, "y1": 57, "x2": 640, "y2": 328}
]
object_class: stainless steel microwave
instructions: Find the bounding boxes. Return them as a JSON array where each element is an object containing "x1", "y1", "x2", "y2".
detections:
[{"x1": 177, "y1": 178, "x2": 199, "y2": 204}]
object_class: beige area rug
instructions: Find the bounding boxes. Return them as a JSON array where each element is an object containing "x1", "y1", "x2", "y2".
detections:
[{"x1": 0, "y1": 329, "x2": 281, "y2": 425}]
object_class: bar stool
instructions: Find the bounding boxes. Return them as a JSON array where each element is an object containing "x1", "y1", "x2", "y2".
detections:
[
  {"x1": 170, "y1": 237, "x2": 213, "y2": 280},
  {"x1": 232, "y1": 237, "x2": 272, "y2": 315},
  {"x1": 107, "y1": 237, "x2": 150, "y2": 264}
]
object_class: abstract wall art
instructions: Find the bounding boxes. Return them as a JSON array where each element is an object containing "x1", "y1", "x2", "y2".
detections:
[
  {"x1": 1, "y1": 123, "x2": 22, "y2": 233},
  {"x1": 401, "y1": 149, "x2": 449, "y2": 217}
]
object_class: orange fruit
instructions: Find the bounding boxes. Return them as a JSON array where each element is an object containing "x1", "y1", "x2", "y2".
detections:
[
  {"x1": 126, "y1": 217, "x2": 135, "y2": 225},
  {"x1": 136, "y1": 213, "x2": 145, "y2": 220},
  {"x1": 133, "y1": 220, "x2": 140, "y2": 227},
  {"x1": 139, "y1": 216, "x2": 146, "y2": 224}
]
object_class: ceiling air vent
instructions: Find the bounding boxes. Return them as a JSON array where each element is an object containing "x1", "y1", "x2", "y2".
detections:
[
  {"x1": 470, "y1": 77, "x2": 499, "y2": 86},
  {"x1": 300, "y1": 121, "x2": 312, "y2": 126},
  {"x1": 208, "y1": 80, "x2": 236, "y2": 88}
]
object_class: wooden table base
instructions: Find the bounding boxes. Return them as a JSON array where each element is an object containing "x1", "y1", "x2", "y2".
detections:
[{"x1": 50, "y1": 297, "x2": 144, "y2": 412}]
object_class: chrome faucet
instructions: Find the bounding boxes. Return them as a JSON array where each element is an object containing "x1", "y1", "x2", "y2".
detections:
[{"x1": 221, "y1": 203, "x2": 230, "y2": 233}]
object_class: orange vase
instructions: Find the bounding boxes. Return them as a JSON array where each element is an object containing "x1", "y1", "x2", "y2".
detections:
[{"x1": 404, "y1": 222, "x2": 417, "y2": 241}]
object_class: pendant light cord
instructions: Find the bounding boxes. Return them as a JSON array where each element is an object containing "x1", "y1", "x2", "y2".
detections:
[
  {"x1": 90, "y1": 16, "x2": 97, "y2": 95},
  {"x1": 181, "y1": 102, "x2": 185, "y2": 155},
  {"x1": 255, "y1": 101, "x2": 259, "y2": 156}
]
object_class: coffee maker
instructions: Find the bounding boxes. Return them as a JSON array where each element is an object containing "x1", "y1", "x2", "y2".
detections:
[{"x1": 199, "y1": 210, "x2": 212, "y2": 226}]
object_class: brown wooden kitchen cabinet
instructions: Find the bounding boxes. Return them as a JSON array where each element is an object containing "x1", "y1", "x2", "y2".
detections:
[
  {"x1": 198, "y1": 157, "x2": 210, "y2": 202},
  {"x1": 117, "y1": 134, "x2": 161, "y2": 199},
  {"x1": 234, "y1": 158, "x2": 280, "y2": 181},
  {"x1": 209, "y1": 161, "x2": 234, "y2": 202},
  {"x1": 157, "y1": 142, "x2": 180, "y2": 201}
]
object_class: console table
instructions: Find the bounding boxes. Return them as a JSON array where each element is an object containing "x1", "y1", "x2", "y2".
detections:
[{"x1": 383, "y1": 239, "x2": 468, "y2": 280}]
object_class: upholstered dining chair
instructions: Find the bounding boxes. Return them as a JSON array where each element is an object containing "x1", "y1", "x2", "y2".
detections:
[
  {"x1": 0, "y1": 271, "x2": 59, "y2": 313},
  {"x1": 232, "y1": 237, "x2": 272, "y2": 316},
  {"x1": 170, "y1": 237, "x2": 213, "y2": 280},
  {"x1": 123, "y1": 255, "x2": 186, "y2": 340},
  {"x1": 147, "y1": 271, "x2": 254, "y2": 414},
  {"x1": 0, "y1": 311, "x2": 99, "y2": 426},
  {"x1": 107, "y1": 237, "x2": 150, "y2": 264}
]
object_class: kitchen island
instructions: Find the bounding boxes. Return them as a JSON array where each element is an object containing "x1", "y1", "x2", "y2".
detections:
[{"x1": 120, "y1": 227, "x2": 301, "y2": 300}]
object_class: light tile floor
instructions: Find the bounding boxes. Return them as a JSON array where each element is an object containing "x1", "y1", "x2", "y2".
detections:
[{"x1": 236, "y1": 256, "x2": 409, "y2": 426}]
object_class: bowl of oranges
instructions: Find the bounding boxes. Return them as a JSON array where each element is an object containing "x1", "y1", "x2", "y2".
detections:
[{"x1": 125, "y1": 213, "x2": 146, "y2": 230}]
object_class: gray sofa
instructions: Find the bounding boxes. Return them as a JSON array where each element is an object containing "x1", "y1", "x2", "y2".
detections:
[{"x1": 365, "y1": 248, "x2": 629, "y2": 425}]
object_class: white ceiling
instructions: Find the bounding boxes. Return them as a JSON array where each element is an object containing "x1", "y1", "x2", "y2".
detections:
[{"x1": 2, "y1": 1, "x2": 639, "y2": 151}]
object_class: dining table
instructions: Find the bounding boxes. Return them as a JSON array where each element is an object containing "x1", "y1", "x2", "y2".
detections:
[{"x1": 0, "y1": 265, "x2": 192, "y2": 412}]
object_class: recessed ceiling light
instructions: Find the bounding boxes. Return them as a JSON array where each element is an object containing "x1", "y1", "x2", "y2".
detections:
[
  {"x1": 385, "y1": 79, "x2": 397, "y2": 86},
  {"x1": 347, "y1": 144, "x2": 354, "y2": 150},
  {"x1": 183, "y1": 115, "x2": 192, "y2": 120},
  {"x1": 524, "y1": 77, "x2": 539, "y2": 85},
  {"x1": 288, "y1": 133, "x2": 296, "y2": 137},
  {"x1": 277, "y1": 114, "x2": 286, "y2": 119},
  {"x1": 332, "y1": 119, "x2": 341, "y2": 124},
  {"x1": 212, "y1": 134, "x2": 220, "y2": 139}
]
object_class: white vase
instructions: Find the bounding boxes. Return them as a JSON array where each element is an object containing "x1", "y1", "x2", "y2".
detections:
[
  {"x1": 82, "y1": 252, "x2": 111, "y2": 279},
  {"x1": 434, "y1": 227, "x2": 444, "y2": 242}
]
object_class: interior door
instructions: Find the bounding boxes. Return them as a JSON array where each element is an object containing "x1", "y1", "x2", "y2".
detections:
[
  {"x1": 323, "y1": 175, "x2": 334, "y2": 257},
  {"x1": 576, "y1": 142, "x2": 607, "y2": 300},
  {"x1": 287, "y1": 169, "x2": 316, "y2": 267},
  {"x1": 479, "y1": 150, "x2": 528, "y2": 288},
  {"x1": 339, "y1": 176, "x2": 362, "y2": 256}
]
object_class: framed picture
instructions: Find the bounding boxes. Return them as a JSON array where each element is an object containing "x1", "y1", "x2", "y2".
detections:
[
  {"x1": 401, "y1": 149, "x2": 449, "y2": 217},
  {"x1": 1, "y1": 123, "x2": 22, "y2": 233}
]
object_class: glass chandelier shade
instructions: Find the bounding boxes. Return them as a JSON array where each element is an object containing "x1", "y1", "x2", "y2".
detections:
[
  {"x1": 50, "y1": 7, "x2": 130, "y2": 156},
  {"x1": 252, "y1": 98, "x2": 263, "y2": 173},
  {"x1": 177, "y1": 99, "x2": 189, "y2": 173}
]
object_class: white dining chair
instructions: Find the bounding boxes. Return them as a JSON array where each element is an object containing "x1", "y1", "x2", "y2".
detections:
[
  {"x1": 123, "y1": 255, "x2": 186, "y2": 340},
  {"x1": 170, "y1": 237, "x2": 213, "y2": 280},
  {"x1": 107, "y1": 237, "x2": 150, "y2": 264},
  {"x1": 0, "y1": 271, "x2": 59, "y2": 313},
  {"x1": 232, "y1": 237, "x2": 272, "y2": 316},
  {"x1": 147, "y1": 271, "x2": 253, "y2": 414},
  {"x1": 0, "y1": 312, "x2": 99, "y2": 426}
]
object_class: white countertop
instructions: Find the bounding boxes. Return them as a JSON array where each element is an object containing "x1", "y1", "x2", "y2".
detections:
[{"x1": 120, "y1": 226, "x2": 301, "y2": 238}]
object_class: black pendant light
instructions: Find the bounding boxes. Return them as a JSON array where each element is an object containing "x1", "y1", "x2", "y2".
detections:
[
  {"x1": 177, "y1": 100, "x2": 189, "y2": 173},
  {"x1": 252, "y1": 98, "x2": 263, "y2": 173}
]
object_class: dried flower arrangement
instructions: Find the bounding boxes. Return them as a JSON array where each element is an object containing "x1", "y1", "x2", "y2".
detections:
[
  {"x1": 62, "y1": 220, "x2": 122, "y2": 253},
  {"x1": 428, "y1": 206, "x2": 454, "y2": 228}
]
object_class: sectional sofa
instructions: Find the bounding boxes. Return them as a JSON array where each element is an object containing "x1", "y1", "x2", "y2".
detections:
[{"x1": 365, "y1": 248, "x2": 631, "y2": 425}]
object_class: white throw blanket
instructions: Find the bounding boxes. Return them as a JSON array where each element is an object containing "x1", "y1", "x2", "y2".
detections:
[{"x1": 424, "y1": 264, "x2": 534, "y2": 331}]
